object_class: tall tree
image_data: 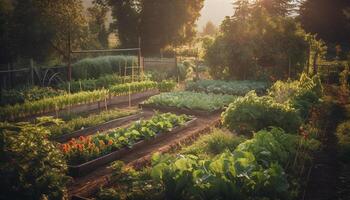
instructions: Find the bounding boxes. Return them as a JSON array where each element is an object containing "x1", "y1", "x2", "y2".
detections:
[
  {"x1": 0, "y1": 0, "x2": 87, "y2": 66},
  {"x1": 87, "y1": 2, "x2": 109, "y2": 48},
  {"x1": 201, "y1": 21, "x2": 218, "y2": 36},
  {"x1": 206, "y1": 0, "x2": 308, "y2": 80},
  {"x1": 99, "y1": 0, "x2": 204, "y2": 55},
  {"x1": 299, "y1": 0, "x2": 350, "y2": 53}
]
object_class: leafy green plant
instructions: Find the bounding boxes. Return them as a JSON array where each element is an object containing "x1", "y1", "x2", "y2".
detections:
[
  {"x1": 109, "y1": 81, "x2": 157, "y2": 96},
  {"x1": 186, "y1": 80, "x2": 268, "y2": 96},
  {"x1": 62, "y1": 112, "x2": 192, "y2": 165},
  {"x1": 48, "y1": 108, "x2": 139, "y2": 138},
  {"x1": 0, "y1": 120, "x2": 69, "y2": 200},
  {"x1": 222, "y1": 91, "x2": 302, "y2": 134},
  {"x1": 144, "y1": 91, "x2": 237, "y2": 111},
  {"x1": 180, "y1": 129, "x2": 246, "y2": 156}
]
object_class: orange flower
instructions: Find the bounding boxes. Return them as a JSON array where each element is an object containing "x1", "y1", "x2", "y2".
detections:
[
  {"x1": 108, "y1": 140, "x2": 113, "y2": 145},
  {"x1": 79, "y1": 136, "x2": 85, "y2": 141}
]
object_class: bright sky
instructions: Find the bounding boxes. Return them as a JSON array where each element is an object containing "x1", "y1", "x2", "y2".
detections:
[{"x1": 197, "y1": 0, "x2": 234, "y2": 30}]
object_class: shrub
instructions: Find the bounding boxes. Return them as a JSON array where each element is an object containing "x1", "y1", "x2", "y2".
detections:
[
  {"x1": 180, "y1": 129, "x2": 246, "y2": 156},
  {"x1": 0, "y1": 120, "x2": 69, "y2": 200},
  {"x1": 222, "y1": 91, "x2": 302, "y2": 134},
  {"x1": 157, "y1": 80, "x2": 176, "y2": 92},
  {"x1": 268, "y1": 74, "x2": 323, "y2": 119}
]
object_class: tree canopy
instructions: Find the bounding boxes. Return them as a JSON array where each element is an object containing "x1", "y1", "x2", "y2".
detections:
[{"x1": 103, "y1": 0, "x2": 204, "y2": 56}]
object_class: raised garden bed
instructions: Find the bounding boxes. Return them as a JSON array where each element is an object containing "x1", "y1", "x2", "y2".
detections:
[
  {"x1": 68, "y1": 117, "x2": 197, "y2": 177},
  {"x1": 140, "y1": 103, "x2": 223, "y2": 116},
  {"x1": 52, "y1": 112, "x2": 145, "y2": 143},
  {"x1": 21, "y1": 89, "x2": 159, "y2": 121}
]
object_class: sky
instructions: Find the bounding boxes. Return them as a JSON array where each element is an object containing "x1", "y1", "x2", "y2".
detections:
[{"x1": 197, "y1": 0, "x2": 234, "y2": 30}]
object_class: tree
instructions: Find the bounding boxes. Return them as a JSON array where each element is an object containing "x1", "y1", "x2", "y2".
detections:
[
  {"x1": 201, "y1": 21, "x2": 217, "y2": 36},
  {"x1": 100, "y1": 0, "x2": 204, "y2": 56},
  {"x1": 0, "y1": 0, "x2": 87, "y2": 66},
  {"x1": 87, "y1": 3, "x2": 110, "y2": 48},
  {"x1": 299, "y1": 0, "x2": 350, "y2": 56},
  {"x1": 205, "y1": 1, "x2": 308, "y2": 80}
]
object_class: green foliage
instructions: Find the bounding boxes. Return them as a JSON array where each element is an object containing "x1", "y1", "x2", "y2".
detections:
[
  {"x1": 48, "y1": 108, "x2": 139, "y2": 138},
  {"x1": 72, "y1": 56, "x2": 137, "y2": 80},
  {"x1": 0, "y1": 89, "x2": 109, "y2": 121},
  {"x1": 0, "y1": 86, "x2": 65, "y2": 106},
  {"x1": 181, "y1": 129, "x2": 246, "y2": 156},
  {"x1": 63, "y1": 112, "x2": 191, "y2": 165},
  {"x1": 150, "y1": 151, "x2": 289, "y2": 199},
  {"x1": 268, "y1": 74, "x2": 323, "y2": 119},
  {"x1": 186, "y1": 80, "x2": 268, "y2": 96},
  {"x1": 148, "y1": 127, "x2": 319, "y2": 200},
  {"x1": 157, "y1": 80, "x2": 176, "y2": 92},
  {"x1": 109, "y1": 81, "x2": 157, "y2": 96},
  {"x1": 0, "y1": 120, "x2": 69, "y2": 200},
  {"x1": 144, "y1": 91, "x2": 237, "y2": 112},
  {"x1": 107, "y1": 0, "x2": 204, "y2": 55},
  {"x1": 205, "y1": 1, "x2": 308, "y2": 80},
  {"x1": 222, "y1": 91, "x2": 302, "y2": 134},
  {"x1": 0, "y1": 0, "x2": 87, "y2": 64}
]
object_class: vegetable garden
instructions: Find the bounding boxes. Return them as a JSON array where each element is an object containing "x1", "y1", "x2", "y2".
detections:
[
  {"x1": 2, "y1": 65, "x2": 345, "y2": 200},
  {"x1": 1, "y1": 1, "x2": 350, "y2": 199}
]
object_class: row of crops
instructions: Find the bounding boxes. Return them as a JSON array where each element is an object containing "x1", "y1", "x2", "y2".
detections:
[{"x1": 0, "y1": 77, "x2": 176, "y2": 120}]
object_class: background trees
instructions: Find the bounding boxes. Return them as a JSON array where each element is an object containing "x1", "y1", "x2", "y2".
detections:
[
  {"x1": 0, "y1": 0, "x2": 87, "y2": 67},
  {"x1": 205, "y1": 0, "x2": 308, "y2": 80},
  {"x1": 299, "y1": 0, "x2": 350, "y2": 58},
  {"x1": 103, "y1": 0, "x2": 204, "y2": 56}
]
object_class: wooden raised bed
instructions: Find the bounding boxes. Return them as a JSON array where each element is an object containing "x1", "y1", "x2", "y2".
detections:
[
  {"x1": 52, "y1": 112, "x2": 144, "y2": 143},
  {"x1": 68, "y1": 117, "x2": 197, "y2": 177},
  {"x1": 140, "y1": 103, "x2": 223, "y2": 116}
]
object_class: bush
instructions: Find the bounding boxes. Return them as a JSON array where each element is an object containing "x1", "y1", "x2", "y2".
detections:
[
  {"x1": 157, "y1": 80, "x2": 176, "y2": 92},
  {"x1": 181, "y1": 129, "x2": 246, "y2": 156},
  {"x1": 222, "y1": 91, "x2": 302, "y2": 134},
  {"x1": 0, "y1": 121, "x2": 69, "y2": 200},
  {"x1": 72, "y1": 56, "x2": 137, "y2": 80},
  {"x1": 268, "y1": 74, "x2": 323, "y2": 119}
]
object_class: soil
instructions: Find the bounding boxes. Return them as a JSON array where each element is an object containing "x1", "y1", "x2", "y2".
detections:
[
  {"x1": 67, "y1": 112, "x2": 221, "y2": 199},
  {"x1": 303, "y1": 100, "x2": 343, "y2": 200}
]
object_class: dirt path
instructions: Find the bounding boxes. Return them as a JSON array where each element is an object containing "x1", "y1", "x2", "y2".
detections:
[
  {"x1": 68, "y1": 113, "x2": 220, "y2": 198},
  {"x1": 303, "y1": 103, "x2": 341, "y2": 200}
]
